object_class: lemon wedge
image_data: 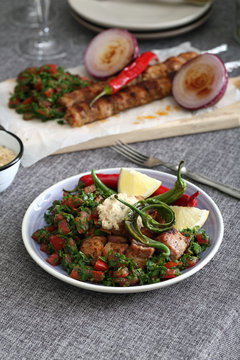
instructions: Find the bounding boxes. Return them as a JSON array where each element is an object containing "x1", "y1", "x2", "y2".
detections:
[
  {"x1": 118, "y1": 168, "x2": 161, "y2": 198},
  {"x1": 170, "y1": 206, "x2": 209, "y2": 231}
]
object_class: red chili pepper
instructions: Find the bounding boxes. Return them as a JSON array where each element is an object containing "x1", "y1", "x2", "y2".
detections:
[
  {"x1": 152, "y1": 185, "x2": 170, "y2": 196},
  {"x1": 80, "y1": 173, "x2": 119, "y2": 189},
  {"x1": 153, "y1": 185, "x2": 199, "y2": 207},
  {"x1": 172, "y1": 191, "x2": 199, "y2": 207},
  {"x1": 90, "y1": 51, "x2": 157, "y2": 106},
  {"x1": 94, "y1": 258, "x2": 108, "y2": 271},
  {"x1": 80, "y1": 172, "x2": 198, "y2": 207}
]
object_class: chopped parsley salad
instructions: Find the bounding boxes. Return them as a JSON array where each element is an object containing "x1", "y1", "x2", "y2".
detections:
[
  {"x1": 31, "y1": 170, "x2": 210, "y2": 288},
  {"x1": 9, "y1": 64, "x2": 89, "y2": 123}
]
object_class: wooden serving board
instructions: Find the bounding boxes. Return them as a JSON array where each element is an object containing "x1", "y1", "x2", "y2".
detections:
[{"x1": 54, "y1": 77, "x2": 240, "y2": 154}]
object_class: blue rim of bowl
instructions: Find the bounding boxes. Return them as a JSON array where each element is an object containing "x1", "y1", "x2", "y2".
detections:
[{"x1": 0, "y1": 130, "x2": 24, "y2": 171}]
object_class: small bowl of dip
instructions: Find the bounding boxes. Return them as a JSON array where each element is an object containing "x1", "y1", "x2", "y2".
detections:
[{"x1": 0, "y1": 128, "x2": 24, "y2": 192}]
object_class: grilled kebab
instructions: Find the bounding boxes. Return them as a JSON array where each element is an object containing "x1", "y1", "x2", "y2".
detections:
[{"x1": 59, "y1": 51, "x2": 198, "y2": 108}]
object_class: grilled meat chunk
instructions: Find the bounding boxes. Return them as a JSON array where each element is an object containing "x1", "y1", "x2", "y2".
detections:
[
  {"x1": 59, "y1": 51, "x2": 198, "y2": 108},
  {"x1": 125, "y1": 239, "x2": 155, "y2": 269},
  {"x1": 156, "y1": 228, "x2": 190, "y2": 260},
  {"x1": 65, "y1": 77, "x2": 172, "y2": 127},
  {"x1": 80, "y1": 236, "x2": 107, "y2": 260},
  {"x1": 107, "y1": 235, "x2": 128, "y2": 243},
  {"x1": 59, "y1": 81, "x2": 106, "y2": 108},
  {"x1": 102, "y1": 241, "x2": 129, "y2": 257}
]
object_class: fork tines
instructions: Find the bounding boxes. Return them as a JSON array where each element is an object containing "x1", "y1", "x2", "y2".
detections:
[{"x1": 111, "y1": 140, "x2": 148, "y2": 166}]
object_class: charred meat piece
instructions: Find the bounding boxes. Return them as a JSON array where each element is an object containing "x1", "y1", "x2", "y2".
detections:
[
  {"x1": 102, "y1": 235, "x2": 129, "y2": 257},
  {"x1": 102, "y1": 242, "x2": 129, "y2": 257},
  {"x1": 80, "y1": 236, "x2": 107, "y2": 260},
  {"x1": 110, "y1": 222, "x2": 130, "y2": 236},
  {"x1": 156, "y1": 228, "x2": 190, "y2": 260},
  {"x1": 59, "y1": 81, "x2": 106, "y2": 108},
  {"x1": 65, "y1": 77, "x2": 172, "y2": 127},
  {"x1": 59, "y1": 51, "x2": 198, "y2": 107},
  {"x1": 125, "y1": 239, "x2": 155, "y2": 269},
  {"x1": 107, "y1": 235, "x2": 128, "y2": 243}
]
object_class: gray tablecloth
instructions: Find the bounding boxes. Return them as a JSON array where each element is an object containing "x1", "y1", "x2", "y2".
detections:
[{"x1": 0, "y1": 1, "x2": 239, "y2": 359}]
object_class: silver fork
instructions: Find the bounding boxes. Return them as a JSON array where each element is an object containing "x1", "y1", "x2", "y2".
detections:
[{"x1": 111, "y1": 140, "x2": 240, "y2": 200}]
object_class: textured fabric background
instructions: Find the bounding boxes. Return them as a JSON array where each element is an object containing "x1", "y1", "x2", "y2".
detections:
[{"x1": 0, "y1": 1, "x2": 239, "y2": 359}]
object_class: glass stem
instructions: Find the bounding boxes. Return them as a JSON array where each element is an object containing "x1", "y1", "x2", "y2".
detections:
[{"x1": 35, "y1": 0, "x2": 51, "y2": 43}]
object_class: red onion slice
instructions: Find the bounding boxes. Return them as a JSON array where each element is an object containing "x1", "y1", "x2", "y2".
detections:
[
  {"x1": 84, "y1": 28, "x2": 139, "y2": 79},
  {"x1": 172, "y1": 54, "x2": 228, "y2": 110}
]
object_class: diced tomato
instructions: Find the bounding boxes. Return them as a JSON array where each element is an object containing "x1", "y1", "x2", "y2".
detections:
[
  {"x1": 196, "y1": 234, "x2": 209, "y2": 245},
  {"x1": 113, "y1": 277, "x2": 131, "y2": 286},
  {"x1": 40, "y1": 243, "x2": 48, "y2": 253},
  {"x1": 63, "y1": 253, "x2": 72, "y2": 264},
  {"x1": 22, "y1": 97, "x2": 33, "y2": 105},
  {"x1": 9, "y1": 97, "x2": 20, "y2": 107},
  {"x1": 91, "y1": 270, "x2": 104, "y2": 282},
  {"x1": 54, "y1": 213, "x2": 64, "y2": 222},
  {"x1": 49, "y1": 234, "x2": 65, "y2": 250},
  {"x1": 70, "y1": 266, "x2": 79, "y2": 280},
  {"x1": 37, "y1": 109, "x2": 48, "y2": 116},
  {"x1": 94, "y1": 258, "x2": 108, "y2": 271},
  {"x1": 32, "y1": 230, "x2": 41, "y2": 242},
  {"x1": 113, "y1": 267, "x2": 129, "y2": 278},
  {"x1": 55, "y1": 87, "x2": 61, "y2": 94},
  {"x1": 164, "y1": 261, "x2": 182, "y2": 269},
  {"x1": 46, "y1": 64, "x2": 57, "y2": 73},
  {"x1": 64, "y1": 197, "x2": 82, "y2": 210},
  {"x1": 23, "y1": 112, "x2": 34, "y2": 120},
  {"x1": 39, "y1": 64, "x2": 57, "y2": 74},
  {"x1": 32, "y1": 229, "x2": 50, "y2": 243},
  {"x1": 163, "y1": 269, "x2": 178, "y2": 279},
  {"x1": 185, "y1": 257, "x2": 199, "y2": 268},
  {"x1": 34, "y1": 77, "x2": 42, "y2": 90},
  {"x1": 58, "y1": 219, "x2": 70, "y2": 235},
  {"x1": 44, "y1": 88, "x2": 54, "y2": 98},
  {"x1": 45, "y1": 225, "x2": 56, "y2": 233},
  {"x1": 46, "y1": 252, "x2": 59, "y2": 266}
]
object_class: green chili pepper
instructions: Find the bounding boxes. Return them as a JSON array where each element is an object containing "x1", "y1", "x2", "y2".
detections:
[
  {"x1": 147, "y1": 161, "x2": 186, "y2": 205},
  {"x1": 91, "y1": 169, "x2": 116, "y2": 197},
  {"x1": 116, "y1": 196, "x2": 175, "y2": 233},
  {"x1": 63, "y1": 179, "x2": 85, "y2": 193},
  {"x1": 115, "y1": 196, "x2": 175, "y2": 256}
]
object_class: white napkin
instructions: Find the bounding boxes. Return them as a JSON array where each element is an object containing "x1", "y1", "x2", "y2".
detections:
[{"x1": 0, "y1": 42, "x2": 239, "y2": 167}]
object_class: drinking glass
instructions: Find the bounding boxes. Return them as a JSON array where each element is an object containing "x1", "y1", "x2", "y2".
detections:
[
  {"x1": 10, "y1": 0, "x2": 39, "y2": 28},
  {"x1": 17, "y1": 0, "x2": 66, "y2": 60}
]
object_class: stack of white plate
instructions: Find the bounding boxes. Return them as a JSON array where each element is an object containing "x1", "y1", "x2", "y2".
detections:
[{"x1": 68, "y1": 0, "x2": 213, "y2": 39}]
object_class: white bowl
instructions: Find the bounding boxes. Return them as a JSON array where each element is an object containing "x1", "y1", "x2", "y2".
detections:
[
  {"x1": 22, "y1": 168, "x2": 224, "y2": 294},
  {"x1": 0, "y1": 129, "x2": 24, "y2": 192}
]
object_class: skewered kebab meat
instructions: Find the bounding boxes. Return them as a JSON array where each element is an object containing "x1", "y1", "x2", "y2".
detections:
[
  {"x1": 65, "y1": 77, "x2": 172, "y2": 127},
  {"x1": 59, "y1": 51, "x2": 198, "y2": 108}
]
